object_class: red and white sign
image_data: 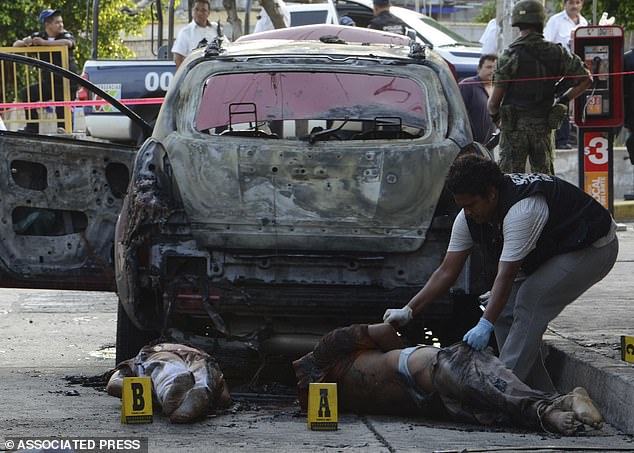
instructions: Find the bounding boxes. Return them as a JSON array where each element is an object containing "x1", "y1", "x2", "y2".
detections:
[{"x1": 583, "y1": 131, "x2": 610, "y2": 208}]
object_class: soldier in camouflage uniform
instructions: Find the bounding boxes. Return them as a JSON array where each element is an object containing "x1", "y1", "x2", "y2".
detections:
[{"x1": 487, "y1": 0, "x2": 591, "y2": 174}]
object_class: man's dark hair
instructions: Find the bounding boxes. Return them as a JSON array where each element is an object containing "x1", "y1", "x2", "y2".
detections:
[
  {"x1": 446, "y1": 154, "x2": 505, "y2": 197},
  {"x1": 194, "y1": 0, "x2": 211, "y2": 8},
  {"x1": 478, "y1": 53, "x2": 497, "y2": 69}
]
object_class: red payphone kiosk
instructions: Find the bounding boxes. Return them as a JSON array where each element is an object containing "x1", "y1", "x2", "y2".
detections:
[{"x1": 572, "y1": 25, "x2": 624, "y2": 213}]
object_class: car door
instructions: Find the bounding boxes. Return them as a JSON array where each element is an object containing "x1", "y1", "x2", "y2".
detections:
[{"x1": 0, "y1": 52, "x2": 150, "y2": 291}]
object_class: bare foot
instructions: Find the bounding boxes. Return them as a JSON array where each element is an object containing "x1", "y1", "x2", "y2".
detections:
[
  {"x1": 542, "y1": 408, "x2": 578, "y2": 435},
  {"x1": 558, "y1": 387, "x2": 604, "y2": 429}
]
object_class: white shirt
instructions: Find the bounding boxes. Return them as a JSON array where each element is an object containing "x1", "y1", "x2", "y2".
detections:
[
  {"x1": 479, "y1": 19, "x2": 497, "y2": 55},
  {"x1": 448, "y1": 195, "x2": 550, "y2": 262},
  {"x1": 447, "y1": 193, "x2": 617, "y2": 261},
  {"x1": 253, "y1": 0, "x2": 291, "y2": 33},
  {"x1": 172, "y1": 20, "x2": 224, "y2": 57},
  {"x1": 544, "y1": 10, "x2": 588, "y2": 50}
]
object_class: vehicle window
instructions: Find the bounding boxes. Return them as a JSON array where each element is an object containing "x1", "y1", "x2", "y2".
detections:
[
  {"x1": 196, "y1": 72, "x2": 428, "y2": 140},
  {"x1": 290, "y1": 10, "x2": 329, "y2": 26},
  {"x1": 418, "y1": 17, "x2": 474, "y2": 46}
]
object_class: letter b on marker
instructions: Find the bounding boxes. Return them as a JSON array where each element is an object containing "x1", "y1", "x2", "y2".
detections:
[
  {"x1": 131, "y1": 382, "x2": 145, "y2": 410},
  {"x1": 121, "y1": 377, "x2": 153, "y2": 424}
]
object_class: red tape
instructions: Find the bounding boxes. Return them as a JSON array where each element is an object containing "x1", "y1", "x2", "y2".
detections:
[
  {"x1": 0, "y1": 97, "x2": 164, "y2": 110},
  {"x1": 458, "y1": 69, "x2": 634, "y2": 86}
]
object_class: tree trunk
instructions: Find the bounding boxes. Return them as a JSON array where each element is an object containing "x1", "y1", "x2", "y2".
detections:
[
  {"x1": 223, "y1": 0, "x2": 244, "y2": 40},
  {"x1": 260, "y1": 0, "x2": 288, "y2": 29}
]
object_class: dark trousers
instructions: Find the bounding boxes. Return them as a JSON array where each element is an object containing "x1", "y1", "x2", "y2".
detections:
[
  {"x1": 21, "y1": 80, "x2": 75, "y2": 131},
  {"x1": 555, "y1": 116, "x2": 571, "y2": 148},
  {"x1": 431, "y1": 342, "x2": 556, "y2": 430}
]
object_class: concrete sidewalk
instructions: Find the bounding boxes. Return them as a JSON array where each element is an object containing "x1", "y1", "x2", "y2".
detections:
[{"x1": 544, "y1": 222, "x2": 634, "y2": 435}]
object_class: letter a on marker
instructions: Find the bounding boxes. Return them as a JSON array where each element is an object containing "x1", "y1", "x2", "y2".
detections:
[{"x1": 318, "y1": 389, "x2": 331, "y2": 418}]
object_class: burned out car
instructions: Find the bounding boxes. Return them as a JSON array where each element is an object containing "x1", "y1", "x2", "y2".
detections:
[
  {"x1": 114, "y1": 28, "x2": 493, "y2": 368},
  {"x1": 0, "y1": 52, "x2": 151, "y2": 292}
]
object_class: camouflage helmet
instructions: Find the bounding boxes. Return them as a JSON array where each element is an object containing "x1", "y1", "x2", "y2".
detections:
[{"x1": 511, "y1": 0, "x2": 546, "y2": 27}]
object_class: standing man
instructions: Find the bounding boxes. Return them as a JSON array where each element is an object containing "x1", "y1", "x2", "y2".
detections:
[
  {"x1": 460, "y1": 54, "x2": 498, "y2": 145},
  {"x1": 13, "y1": 8, "x2": 79, "y2": 133},
  {"x1": 172, "y1": 0, "x2": 226, "y2": 68},
  {"x1": 487, "y1": 0, "x2": 591, "y2": 174},
  {"x1": 479, "y1": 18, "x2": 497, "y2": 55},
  {"x1": 544, "y1": 0, "x2": 588, "y2": 149},
  {"x1": 383, "y1": 154, "x2": 618, "y2": 392},
  {"x1": 544, "y1": 0, "x2": 587, "y2": 50},
  {"x1": 367, "y1": 0, "x2": 407, "y2": 36}
]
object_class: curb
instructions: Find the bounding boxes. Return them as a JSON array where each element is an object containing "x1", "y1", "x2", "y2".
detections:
[
  {"x1": 545, "y1": 337, "x2": 634, "y2": 435},
  {"x1": 614, "y1": 201, "x2": 634, "y2": 221}
]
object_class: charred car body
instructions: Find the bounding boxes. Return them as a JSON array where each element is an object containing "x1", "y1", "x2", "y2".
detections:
[
  {"x1": 114, "y1": 27, "x2": 492, "y2": 367},
  {"x1": 0, "y1": 52, "x2": 152, "y2": 291}
]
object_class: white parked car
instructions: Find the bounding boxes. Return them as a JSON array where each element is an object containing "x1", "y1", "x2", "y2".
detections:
[{"x1": 285, "y1": 0, "x2": 481, "y2": 79}]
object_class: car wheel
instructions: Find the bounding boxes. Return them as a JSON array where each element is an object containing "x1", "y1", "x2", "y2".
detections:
[{"x1": 115, "y1": 301, "x2": 159, "y2": 365}]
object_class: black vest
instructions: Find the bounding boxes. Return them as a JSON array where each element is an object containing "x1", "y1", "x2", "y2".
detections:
[
  {"x1": 367, "y1": 11, "x2": 407, "y2": 36},
  {"x1": 467, "y1": 174, "x2": 612, "y2": 274},
  {"x1": 502, "y1": 39, "x2": 564, "y2": 113}
]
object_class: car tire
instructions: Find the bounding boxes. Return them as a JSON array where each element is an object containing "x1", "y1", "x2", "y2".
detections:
[{"x1": 115, "y1": 301, "x2": 159, "y2": 365}]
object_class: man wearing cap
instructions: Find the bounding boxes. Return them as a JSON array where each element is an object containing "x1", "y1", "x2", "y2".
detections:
[
  {"x1": 487, "y1": 0, "x2": 591, "y2": 174},
  {"x1": 172, "y1": 0, "x2": 227, "y2": 68},
  {"x1": 14, "y1": 8, "x2": 79, "y2": 133},
  {"x1": 367, "y1": 0, "x2": 407, "y2": 36}
]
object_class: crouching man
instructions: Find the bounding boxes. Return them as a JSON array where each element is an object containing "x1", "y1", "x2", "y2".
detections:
[
  {"x1": 293, "y1": 323, "x2": 602, "y2": 435},
  {"x1": 107, "y1": 343, "x2": 232, "y2": 423}
]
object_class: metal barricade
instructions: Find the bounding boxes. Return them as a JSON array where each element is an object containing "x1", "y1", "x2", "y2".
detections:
[{"x1": 0, "y1": 45, "x2": 72, "y2": 133}]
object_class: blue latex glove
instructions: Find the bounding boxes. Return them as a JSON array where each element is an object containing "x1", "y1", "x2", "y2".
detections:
[{"x1": 463, "y1": 317, "x2": 494, "y2": 350}]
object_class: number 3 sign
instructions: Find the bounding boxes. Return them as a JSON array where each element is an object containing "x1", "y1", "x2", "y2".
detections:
[
  {"x1": 584, "y1": 132, "x2": 610, "y2": 171},
  {"x1": 582, "y1": 130, "x2": 611, "y2": 210}
]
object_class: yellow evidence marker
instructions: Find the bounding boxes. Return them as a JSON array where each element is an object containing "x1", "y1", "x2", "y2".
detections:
[
  {"x1": 307, "y1": 382, "x2": 338, "y2": 430},
  {"x1": 621, "y1": 335, "x2": 634, "y2": 364},
  {"x1": 121, "y1": 376, "x2": 153, "y2": 423}
]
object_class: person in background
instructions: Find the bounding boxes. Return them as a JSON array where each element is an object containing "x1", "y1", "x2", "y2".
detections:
[
  {"x1": 253, "y1": 0, "x2": 290, "y2": 33},
  {"x1": 383, "y1": 154, "x2": 618, "y2": 393},
  {"x1": 544, "y1": 0, "x2": 588, "y2": 149},
  {"x1": 367, "y1": 0, "x2": 407, "y2": 36},
  {"x1": 479, "y1": 18, "x2": 497, "y2": 55},
  {"x1": 339, "y1": 15, "x2": 356, "y2": 26},
  {"x1": 172, "y1": 0, "x2": 226, "y2": 68},
  {"x1": 487, "y1": 0, "x2": 591, "y2": 174},
  {"x1": 460, "y1": 53, "x2": 498, "y2": 145},
  {"x1": 13, "y1": 8, "x2": 79, "y2": 134}
]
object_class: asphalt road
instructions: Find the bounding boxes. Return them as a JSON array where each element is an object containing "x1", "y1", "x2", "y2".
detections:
[{"x1": 1, "y1": 288, "x2": 634, "y2": 452}]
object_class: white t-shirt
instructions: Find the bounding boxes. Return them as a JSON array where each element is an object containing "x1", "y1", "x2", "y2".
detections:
[
  {"x1": 479, "y1": 19, "x2": 497, "y2": 55},
  {"x1": 172, "y1": 20, "x2": 224, "y2": 57},
  {"x1": 253, "y1": 0, "x2": 291, "y2": 33},
  {"x1": 448, "y1": 195, "x2": 550, "y2": 262},
  {"x1": 447, "y1": 193, "x2": 617, "y2": 261},
  {"x1": 544, "y1": 10, "x2": 588, "y2": 49}
]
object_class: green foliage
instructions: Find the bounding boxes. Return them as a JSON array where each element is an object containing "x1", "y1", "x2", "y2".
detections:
[
  {"x1": 580, "y1": 0, "x2": 634, "y2": 31},
  {"x1": 0, "y1": 0, "x2": 151, "y2": 69},
  {"x1": 475, "y1": 1, "x2": 496, "y2": 24}
]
